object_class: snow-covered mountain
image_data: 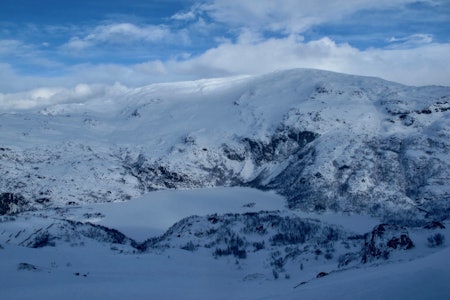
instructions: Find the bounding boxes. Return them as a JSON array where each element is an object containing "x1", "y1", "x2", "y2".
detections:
[
  {"x1": 1, "y1": 69, "x2": 449, "y2": 299},
  {"x1": 1, "y1": 68, "x2": 449, "y2": 220}
]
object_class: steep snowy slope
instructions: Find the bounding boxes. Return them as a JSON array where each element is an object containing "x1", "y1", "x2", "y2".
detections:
[{"x1": 1, "y1": 69, "x2": 449, "y2": 222}]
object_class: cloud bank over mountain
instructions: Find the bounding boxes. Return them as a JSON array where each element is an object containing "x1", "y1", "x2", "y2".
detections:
[{"x1": 0, "y1": 0, "x2": 449, "y2": 101}]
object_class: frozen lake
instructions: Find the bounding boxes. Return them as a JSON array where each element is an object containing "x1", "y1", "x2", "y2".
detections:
[{"x1": 75, "y1": 187, "x2": 287, "y2": 241}]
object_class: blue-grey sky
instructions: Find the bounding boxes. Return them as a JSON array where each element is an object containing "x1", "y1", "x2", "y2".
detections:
[{"x1": 1, "y1": 0, "x2": 449, "y2": 93}]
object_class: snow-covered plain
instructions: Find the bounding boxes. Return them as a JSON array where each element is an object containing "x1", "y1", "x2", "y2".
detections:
[
  {"x1": 1, "y1": 69, "x2": 450, "y2": 299},
  {"x1": 2, "y1": 245, "x2": 450, "y2": 300}
]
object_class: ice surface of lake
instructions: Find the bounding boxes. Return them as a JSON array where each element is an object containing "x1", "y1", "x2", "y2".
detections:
[{"x1": 81, "y1": 187, "x2": 286, "y2": 240}]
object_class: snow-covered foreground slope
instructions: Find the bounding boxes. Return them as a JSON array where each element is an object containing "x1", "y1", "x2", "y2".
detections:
[
  {"x1": 1, "y1": 243, "x2": 449, "y2": 300},
  {"x1": 1, "y1": 186, "x2": 449, "y2": 299},
  {"x1": 1, "y1": 69, "x2": 450, "y2": 298}
]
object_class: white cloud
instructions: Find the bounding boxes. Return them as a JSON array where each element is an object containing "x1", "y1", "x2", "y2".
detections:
[
  {"x1": 171, "y1": 11, "x2": 197, "y2": 21},
  {"x1": 88, "y1": 23, "x2": 169, "y2": 43},
  {"x1": 0, "y1": 40, "x2": 22, "y2": 55},
  {"x1": 198, "y1": 0, "x2": 422, "y2": 34},
  {"x1": 63, "y1": 37, "x2": 93, "y2": 51},
  {"x1": 354, "y1": 43, "x2": 450, "y2": 86},
  {"x1": 0, "y1": 39, "x2": 64, "y2": 69},
  {"x1": 1, "y1": 35, "x2": 449, "y2": 101},
  {"x1": 0, "y1": 39, "x2": 33, "y2": 56},
  {"x1": 169, "y1": 35, "x2": 450, "y2": 86},
  {"x1": 0, "y1": 83, "x2": 115, "y2": 111},
  {"x1": 62, "y1": 23, "x2": 172, "y2": 51},
  {"x1": 388, "y1": 34, "x2": 434, "y2": 48}
]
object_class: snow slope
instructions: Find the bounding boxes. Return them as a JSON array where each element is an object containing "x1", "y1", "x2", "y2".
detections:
[
  {"x1": 2, "y1": 246, "x2": 450, "y2": 300},
  {"x1": 0, "y1": 201, "x2": 449, "y2": 299}
]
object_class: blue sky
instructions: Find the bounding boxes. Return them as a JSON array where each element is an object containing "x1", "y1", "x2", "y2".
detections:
[{"x1": 0, "y1": 0, "x2": 449, "y2": 94}]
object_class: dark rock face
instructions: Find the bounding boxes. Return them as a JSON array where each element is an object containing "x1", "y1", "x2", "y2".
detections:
[
  {"x1": 222, "y1": 145, "x2": 245, "y2": 162},
  {"x1": 316, "y1": 271, "x2": 328, "y2": 278},
  {"x1": 140, "y1": 212, "x2": 349, "y2": 254},
  {"x1": 0, "y1": 193, "x2": 27, "y2": 215},
  {"x1": 126, "y1": 154, "x2": 200, "y2": 191},
  {"x1": 427, "y1": 233, "x2": 445, "y2": 248},
  {"x1": 123, "y1": 128, "x2": 320, "y2": 194},
  {"x1": 19, "y1": 220, "x2": 137, "y2": 248},
  {"x1": 423, "y1": 221, "x2": 445, "y2": 229},
  {"x1": 261, "y1": 130, "x2": 450, "y2": 220},
  {"x1": 17, "y1": 262, "x2": 40, "y2": 271},
  {"x1": 28, "y1": 232, "x2": 55, "y2": 248},
  {"x1": 361, "y1": 224, "x2": 414, "y2": 264},
  {"x1": 387, "y1": 235, "x2": 414, "y2": 250},
  {"x1": 242, "y1": 129, "x2": 318, "y2": 165},
  {"x1": 66, "y1": 220, "x2": 137, "y2": 246}
]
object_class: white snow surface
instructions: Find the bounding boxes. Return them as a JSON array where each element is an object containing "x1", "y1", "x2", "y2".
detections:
[
  {"x1": 1, "y1": 187, "x2": 449, "y2": 299},
  {"x1": 0, "y1": 208, "x2": 449, "y2": 300}
]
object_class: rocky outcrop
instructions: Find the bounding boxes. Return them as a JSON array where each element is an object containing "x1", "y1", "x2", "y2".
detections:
[
  {"x1": 18, "y1": 220, "x2": 138, "y2": 249},
  {"x1": 0, "y1": 193, "x2": 28, "y2": 215},
  {"x1": 361, "y1": 224, "x2": 414, "y2": 263}
]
